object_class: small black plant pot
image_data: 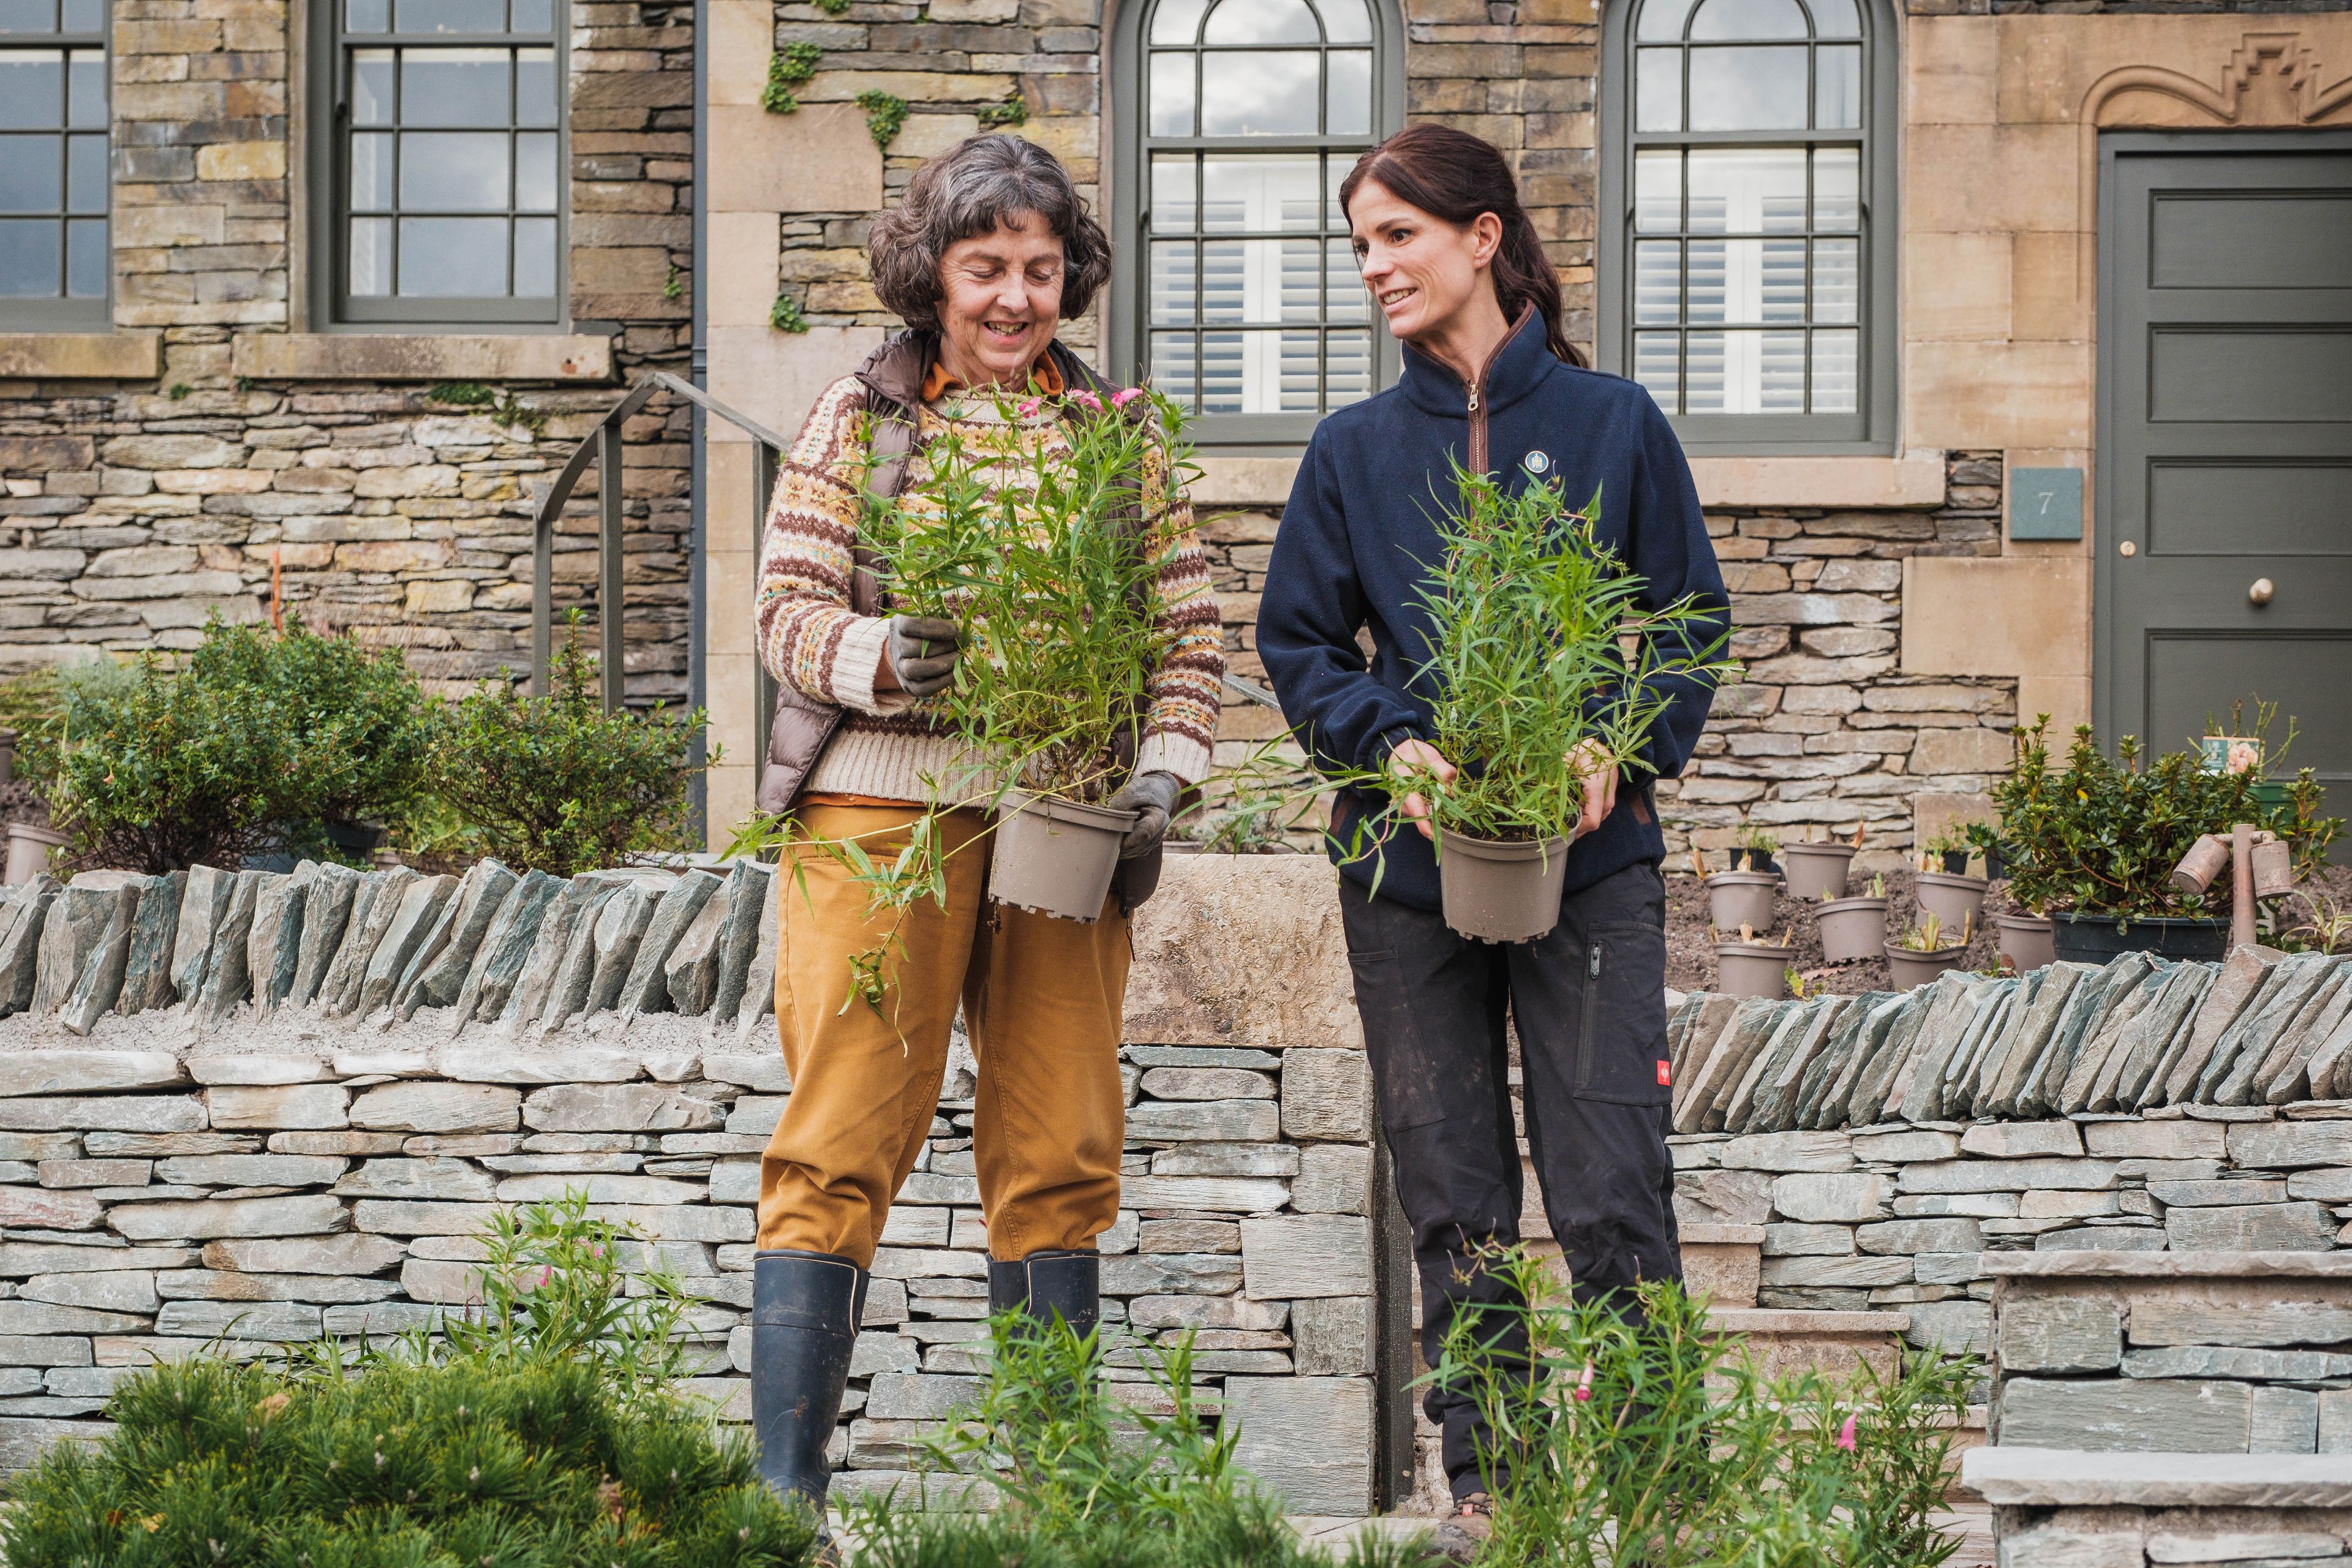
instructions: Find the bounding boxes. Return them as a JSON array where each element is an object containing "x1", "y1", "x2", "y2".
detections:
[
  {"x1": 2050, "y1": 911, "x2": 2229, "y2": 964},
  {"x1": 323, "y1": 820, "x2": 389, "y2": 854},
  {"x1": 1983, "y1": 845, "x2": 2007, "y2": 881},
  {"x1": 1940, "y1": 850, "x2": 1970, "y2": 875}
]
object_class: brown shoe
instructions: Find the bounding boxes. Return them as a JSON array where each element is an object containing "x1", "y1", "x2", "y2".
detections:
[{"x1": 1430, "y1": 1492, "x2": 1494, "y2": 1564}]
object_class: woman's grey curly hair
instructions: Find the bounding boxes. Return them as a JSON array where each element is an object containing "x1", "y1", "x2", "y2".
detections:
[{"x1": 866, "y1": 134, "x2": 1112, "y2": 330}]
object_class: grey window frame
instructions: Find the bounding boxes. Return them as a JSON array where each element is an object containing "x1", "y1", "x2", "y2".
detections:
[
  {"x1": 0, "y1": 0, "x2": 110, "y2": 332},
  {"x1": 305, "y1": 0, "x2": 568, "y2": 332},
  {"x1": 1109, "y1": 0, "x2": 1406, "y2": 452},
  {"x1": 1596, "y1": 0, "x2": 1898, "y2": 454}
]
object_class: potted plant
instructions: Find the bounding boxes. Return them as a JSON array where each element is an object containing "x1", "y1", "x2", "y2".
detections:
[
  {"x1": 1781, "y1": 823, "x2": 1860, "y2": 900},
  {"x1": 1817, "y1": 870, "x2": 1890, "y2": 964},
  {"x1": 1994, "y1": 716, "x2": 2340, "y2": 963},
  {"x1": 1412, "y1": 469, "x2": 1730, "y2": 944},
  {"x1": 1733, "y1": 823, "x2": 1781, "y2": 874},
  {"x1": 1883, "y1": 910, "x2": 1969, "y2": 989},
  {"x1": 1995, "y1": 908, "x2": 2054, "y2": 973},
  {"x1": 1702, "y1": 843, "x2": 1780, "y2": 937},
  {"x1": 1912, "y1": 834, "x2": 1989, "y2": 933},
  {"x1": 1921, "y1": 829, "x2": 1970, "y2": 876},
  {"x1": 1713, "y1": 922, "x2": 1792, "y2": 999}
]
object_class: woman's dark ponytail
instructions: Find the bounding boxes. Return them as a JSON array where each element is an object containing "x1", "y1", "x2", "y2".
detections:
[{"x1": 1337, "y1": 124, "x2": 1584, "y2": 368}]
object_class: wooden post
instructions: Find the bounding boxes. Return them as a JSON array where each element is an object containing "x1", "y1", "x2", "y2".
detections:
[{"x1": 2231, "y1": 821, "x2": 2257, "y2": 950}]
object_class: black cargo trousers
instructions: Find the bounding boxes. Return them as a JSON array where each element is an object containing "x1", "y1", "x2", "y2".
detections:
[{"x1": 1338, "y1": 859, "x2": 1682, "y2": 1502}]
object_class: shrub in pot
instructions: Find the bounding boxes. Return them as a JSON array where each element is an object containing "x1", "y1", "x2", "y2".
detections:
[{"x1": 1407, "y1": 468, "x2": 1729, "y2": 943}]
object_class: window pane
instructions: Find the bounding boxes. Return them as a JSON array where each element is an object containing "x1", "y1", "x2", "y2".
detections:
[
  {"x1": 0, "y1": 137, "x2": 60, "y2": 212},
  {"x1": 1148, "y1": 331, "x2": 1197, "y2": 405},
  {"x1": 1148, "y1": 52, "x2": 1193, "y2": 137},
  {"x1": 66, "y1": 132, "x2": 102, "y2": 211},
  {"x1": 349, "y1": 214, "x2": 392, "y2": 293},
  {"x1": 1148, "y1": 239, "x2": 1193, "y2": 325},
  {"x1": 64, "y1": 214, "x2": 99, "y2": 294},
  {"x1": 0, "y1": 51, "x2": 63, "y2": 129},
  {"x1": 1203, "y1": 0, "x2": 1316, "y2": 44},
  {"x1": 1633, "y1": 239, "x2": 1678, "y2": 325},
  {"x1": 1316, "y1": 0, "x2": 1370, "y2": 42},
  {"x1": 1813, "y1": 146, "x2": 1858, "y2": 228},
  {"x1": 400, "y1": 130, "x2": 509, "y2": 209},
  {"x1": 1683, "y1": 331, "x2": 1725, "y2": 410},
  {"x1": 0, "y1": 218, "x2": 59, "y2": 294},
  {"x1": 398, "y1": 214, "x2": 505, "y2": 294},
  {"x1": 1756, "y1": 330, "x2": 1807, "y2": 409},
  {"x1": 1632, "y1": 332, "x2": 1679, "y2": 410},
  {"x1": 395, "y1": 0, "x2": 499, "y2": 31},
  {"x1": 1150, "y1": 0, "x2": 1207, "y2": 45},
  {"x1": 404, "y1": 47, "x2": 510, "y2": 126},
  {"x1": 1807, "y1": 0, "x2": 1859, "y2": 36},
  {"x1": 513, "y1": 214, "x2": 554, "y2": 295},
  {"x1": 1328, "y1": 50, "x2": 1370, "y2": 135},
  {"x1": 1325, "y1": 236, "x2": 1363, "y2": 321},
  {"x1": 1812, "y1": 329, "x2": 1857, "y2": 412},
  {"x1": 0, "y1": 0, "x2": 53, "y2": 30},
  {"x1": 1197, "y1": 329, "x2": 1309, "y2": 414},
  {"x1": 1816, "y1": 43, "x2": 1861, "y2": 128},
  {"x1": 510, "y1": 0, "x2": 548, "y2": 30},
  {"x1": 352, "y1": 130, "x2": 393, "y2": 208},
  {"x1": 351, "y1": 49, "x2": 394, "y2": 124},
  {"x1": 515, "y1": 131, "x2": 556, "y2": 211},
  {"x1": 1684, "y1": 239, "x2": 1722, "y2": 323},
  {"x1": 1202, "y1": 238, "x2": 1313, "y2": 323},
  {"x1": 59, "y1": 0, "x2": 94, "y2": 26},
  {"x1": 516, "y1": 46, "x2": 554, "y2": 125},
  {"x1": 1813, "y1": 236, "x2": 1857, "y2": 323},
  {"x1": 66, "y1": 47, "x2": 101, "y2": 126},
  {"x1": 1687, "y1": 148, "x2": 1805, "y2": 233},
  {"x1": 1325, "y1": 328, "x2": 1371, "y2": 405},
  {"x1": 1634, "y1": 149, "x2": 1679, "y2": 233},
  {"x1": 346, "y1": 0, "x2": 388, "y2": 28},
  {"x1": 1202, "y1": 155, "x2": 1319, "y2": 233},
  {"x1": 1684, "y1": 329, "x2": 1807, "y2": 412},
  {"x1": 1688, "y1": 0, "x2": 1806, "y2": 39},
  {"x1": 1636, "y1": 0, "x2": 1693, "y2": 39},
  {"x1": 1635, "y1": 48, "x2": 1679, "y2": 133},
  {"x1": 1686, "y1": 45, "x2": 1807, "y2": 130},
  {"x1": 1200, "y1": 52, "x2": 1316, "y2": 135},
  {"x1": 1151, "y1": 154, "x2": 1195, "y2": 232}
]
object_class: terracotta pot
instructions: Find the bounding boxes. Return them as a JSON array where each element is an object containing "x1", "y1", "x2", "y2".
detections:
[
  {"x1": 1883, "y1": 940, "x2": 1970, "y2": 990},
  {"x1": 1714, "y1": 941, "x2": 1793, "y2": 1000},
  {"x1": 2, "y1": 822, "x2": 67, "y2": 887},
  {"x1": 1996, "y1": 912, "x2": 2055, "y2": 973},
  {"x1": 1781, "y1": 842, "x2": 1856, "y2": 901},
  {"x1": 1816, "y1": 895, "x2": 1890, "y2": 964},
  {"x1": 1913, "y1": 870, "x2": 1989, "y2": 937},
  {"x1": 987, "y1": 790, "x2": 1138, "y2": 923},
  {"x1": 1705, "y1": 871, "x2": 1779, "y2": 936},
  {"x1": 1437, "y1": 827, "x2": 1575, "y2": 944}
]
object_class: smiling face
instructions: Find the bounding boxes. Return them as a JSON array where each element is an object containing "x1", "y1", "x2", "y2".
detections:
[
  {"x1": 1348, "y1": 176, "x2": 1504, "y2": 350},
  {"x1": 934, "y1": 210, "x2": 1066, "y2": 390}
]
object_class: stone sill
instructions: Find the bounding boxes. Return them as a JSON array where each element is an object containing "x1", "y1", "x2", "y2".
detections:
[
  {"x1": 1983, "y1": 1251, "x2": 2352, "y2": 1280},
  {"x1": 1963, "y1": 1447, "x2": 2352, "y2": 1509},
  {"x1": 1191, "y1": 451, "x2": 1948, "y2": 511},
  {"x1": 230, "y1": 333, "x2": 614, "y2": 382},
  {"x1": 0, "y1": 333, "x2": 162, "y2": 380}
]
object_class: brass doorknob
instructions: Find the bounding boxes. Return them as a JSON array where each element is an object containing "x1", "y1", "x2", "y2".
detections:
[{"x1": 2249, "y1": 578, "x2": 2275, "y2": 606}]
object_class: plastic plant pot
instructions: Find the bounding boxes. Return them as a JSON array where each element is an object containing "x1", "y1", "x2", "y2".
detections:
[
  {"x1": 1, "y1": 822, "x2": 66, "y2": 888},
  {"x1": 1996, "y1": 912, "x2": 2055, "y2": 973},
  {"x1": 2051, "y1": 911, "x2": 2228, "y2": 963},
  {"x1": 1781, "y1": 842, "x2": 1856, "y2": 902},
  {"x1": 0, "y1": 727, "x2": 15, "y2": 788},
  {"x1": 1705, "y1": 871, "x2": 1779, "y2": 935},
  {"x1": 1436, "y1": 827, "x2": 1575, "y2": 944},
  {"x1": 1939, "y1": 850, "x2": 1971, "y2": 875},
  {"x1": 1913, "y1": 870, "x2": 1989, "y2": 934},
  {"x1": 1816, "y1": 895, "x2": 1891, "y2": 964},
  {"x1": 1714, "y1": 941, "x2": 1792, "y2": 1000},
  {"x1": 987, "y1": 790, "x2": 1139, "y2": 924},
  {"x1": 1883, "y1": 940, "x2": 1970, "y2": 990}
]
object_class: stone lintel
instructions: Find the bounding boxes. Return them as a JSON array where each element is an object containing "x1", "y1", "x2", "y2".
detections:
[
  {"x1": 1687, "y1": 453, "x2": 1949, "y2": 510},
  {"x1": 230, "y1": 334, "x2": 615, "y2": 383},
  {"x1": 1963, "y1": 1446, "x2": 2352, "y2": 1510},
  {"x1": 0, "y1": 333, "x2": 164, "y2": 380},
  {"x1": 1982, "y1": 1251, "x2": 2352, "y2": 1280}
]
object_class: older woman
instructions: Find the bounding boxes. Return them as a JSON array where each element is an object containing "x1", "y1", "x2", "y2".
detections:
[{"x1": 747, "y1": 134, "x2": 1224, "y2": 1532}]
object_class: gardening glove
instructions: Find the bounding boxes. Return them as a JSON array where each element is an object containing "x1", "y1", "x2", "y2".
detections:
[
  {"x1": 1109, "y1": 770, "x2": 1183, "y2": 858},
  {"x1": 884, "y1": 614, "x2": 963, "y2": 699}
]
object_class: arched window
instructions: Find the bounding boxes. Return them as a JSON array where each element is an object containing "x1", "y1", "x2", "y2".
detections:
[
  {"x1": 1112, "y1": 0, "x2": 1404, "y2": 447},
  {"x1": 1599, "y1": 0, "x2": 1896, "y2": 452}
]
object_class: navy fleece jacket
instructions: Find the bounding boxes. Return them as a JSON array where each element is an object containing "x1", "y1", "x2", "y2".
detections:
[{"x1": 1256, "y1": 310, "x2": 1732, "y2": 913}]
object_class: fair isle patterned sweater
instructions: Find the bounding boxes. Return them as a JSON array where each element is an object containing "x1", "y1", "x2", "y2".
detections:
[{"x1": 756, "y1": 373, "x2": 1225, "y2": 806}]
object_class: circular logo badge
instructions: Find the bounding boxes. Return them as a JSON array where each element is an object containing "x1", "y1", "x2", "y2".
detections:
[{"x1": 1524, "y1": 450, "x2": 1551, "y2": 474}]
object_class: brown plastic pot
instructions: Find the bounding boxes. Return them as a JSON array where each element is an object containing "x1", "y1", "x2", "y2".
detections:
[
  {"x1": 2, "y1": 822, "x2": 66, "y2": 888},
  {"x1": 1883, "y1": 940, "x2": 1970, "y2": 989},
  {"x1": 1714, "y1": 941, "x2": 1793, "y2": 1000},
  {"x1": 1913, "y1": 870, "x2": 1989, "y2": 935},
  {"x1": 1816, "y1": 895, "x2": 1890, "y2": 964},
  {"x1": 987, "y1": 790, "x2": 1138, "y2": 924},
  {"x1": 1996, "y1": 912, "x2": 2055, "y2": 973},
  {"x1": 1781, "y1": 841, "x2": 1856, "y2": 901},
  {"x1": 1705, "y1": 870, "x2": 1779, "y2": 935},
  {"x1": 1437, "y1": 827, "x2": 1574, "y2": 944}
]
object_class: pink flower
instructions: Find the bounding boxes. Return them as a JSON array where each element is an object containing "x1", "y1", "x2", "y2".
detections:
[
  {"x1": 1016, "y1": 397, "x2": 1044, "y2": 418},
  {"x1": 1836, "y1": 1414, "x2": 1857, "y2": 1452},
  {"x1": 1111, "y1": 388, "x2": 1144, "y2": 409},
  {"x1": 1069, "y1": 389, "x2": 1103, "y2": 412},
  {"x1": 1572, "y1": 1362, "x2": 1594, "y2": 1403}
]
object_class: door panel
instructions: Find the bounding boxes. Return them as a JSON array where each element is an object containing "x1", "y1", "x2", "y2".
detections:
[{"x1": 2098, "y1": 134, "x2": 2352, "y2": 850}]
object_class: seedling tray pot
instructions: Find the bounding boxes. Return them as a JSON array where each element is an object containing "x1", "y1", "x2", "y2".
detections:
[
  {"x1": 1705, "y1": 871, "x2": 1779, "y2": 935},
  {"x1": 1815, "y1": 895, "x2": 1890, "y2": 964},
  {"x1": 988, "y1": 790, "x2": 1138, "y2": 924},
  {"x1": 1913, "y1": 870, "x2": 1989, "y2": 933},
  {"x1": 1996, "y1": 912, "x2": 2056, "y2": 973},
  {"x1": 1781, "y1": 842, "x2": 1856, "y2": 901},
  {"x1": 2050, "y1": 911, "x2": 2227, "y2": 963},
  {"x1": 1436, "y1": 827, "x2": 1574, "y2": 944},
  {"x1": 1714, "y1": 941, "x2": 1792, "y2": 999},
  {"x1": 1883, "y1": 940, "x2": 1969, "y2": 990}
]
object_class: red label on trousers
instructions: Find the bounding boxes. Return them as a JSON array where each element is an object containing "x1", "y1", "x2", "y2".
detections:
[{"x1": 1657, "y1": 1061, "x2": 1672, "y2": 1087}]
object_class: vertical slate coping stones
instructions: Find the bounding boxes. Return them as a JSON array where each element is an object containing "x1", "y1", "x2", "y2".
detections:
[
  {"x1": 500, "y1": 875, "x2": 602, "y2": 1033},
  {"x1": 616, "y1": 869, "x2": 723, "y2": 1022},
  {"x1": 708, "y1": 860, "x2": 773, "y2": 1027},
  {"x1": 450, "y1": 870, "x2": 562, "y2": 1027},
  {"x1": 61, "y1": 875, "x2": 148, "y2": 1036},
  {"x1": 195, "y1": 870, "x2": 271, "y2": 1028},
  {"x1": 320, "y1": 868, "x2": 416, "y2": 1017},
  {"x1": 247, "y1": 861, "x2": 318, "y2": 1017},
  {"x1": 396, "y1": 860, "x2": 518, "y2": 1020},
  {"x1": 169, "y1": 865, "x2": 238, "y2": 1008},
  {"x1": 734, "y1": 877, "x2": 780, "y2": 1044},
  {"x1": 355, "y1": 874, "x2": 457, "y2": 1019},
  {"x1": 286, "y1": 862, "x2": 363, "y2": 1011},
  {"x1": 0, "y1": 875, "x2": 59, "y2": 1016},
  {"x1": 540, "y1": 881, "x2": 626, "y2": 1035},
  {"x1": 118, "y1": 867, "x2": 184, "y2": 1016},
  {"x1": 32, "y1": 876, "x2": 131, "y2": 1018}
]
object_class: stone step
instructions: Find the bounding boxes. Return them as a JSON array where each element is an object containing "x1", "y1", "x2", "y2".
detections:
[
  {"x1": 1966, "y1": 1447, "x2": 2352, "y2": 1564},
  {"x1": 1707, "y1": 1305, "x2": 1911, "y2": 1379},
  {"x1": 1682, "y1": 1221, "x2": 1764, "y2": 1308}
]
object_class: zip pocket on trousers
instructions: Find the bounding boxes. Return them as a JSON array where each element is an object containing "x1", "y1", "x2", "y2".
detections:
[{"x1": 1576, "y1": 938, "x2": 1605, "y2": 1091}]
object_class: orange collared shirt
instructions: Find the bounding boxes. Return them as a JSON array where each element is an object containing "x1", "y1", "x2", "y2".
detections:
[{"x1": 919, "y1": 353, "x2": 1066, "y2": 404}]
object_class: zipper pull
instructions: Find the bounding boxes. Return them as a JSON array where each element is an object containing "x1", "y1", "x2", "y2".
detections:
[
  {"x1": 1467, "y1": 384, "x2": 1480, "y2": 414},
  {"x1": 1588, "y1": 943, "x2": 1604, "y2": 979}
]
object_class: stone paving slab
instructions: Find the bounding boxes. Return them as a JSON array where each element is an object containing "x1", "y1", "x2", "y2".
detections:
[{"x1": 1964, "y1": 1449, "x2": 2352, "y2": 1510}]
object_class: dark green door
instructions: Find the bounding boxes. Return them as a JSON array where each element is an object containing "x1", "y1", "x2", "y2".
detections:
[{"x1": 2097, "y1": 131, "x2": 2352, "y2": 844}]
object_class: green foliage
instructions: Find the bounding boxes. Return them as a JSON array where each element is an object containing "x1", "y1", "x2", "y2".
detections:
[
  {"x1": 664, "y1": 262, "x2": 685, "y2": 301},
  {"x1": 1736, "y1": 822, "x2": 1779, "y2": 856},
  {"x1": 1892, "y1": 910, "x2": 1950, "y2": 952},
  {"x1": 421, "y1": 618, "x2": 708, "y2": 878},
  {"x1": 166, "y1": 382, "x2": 192, "y2": 401},
  {"x1": 769, "y1": 292, "x2": 810, "y2": 334},
  {"x1": 1, "y1": 1194, "x2": 820, "y2": 1568},
  {"x1": 427, "y1": 380, "x2": 494, "y2": 406},
  {"x1": 0, "y1": 670, "x2": 64, "y2": 785},
  {"x1": 1412, "y1": 469, "x2": 1731, "y2": 844},
  {"x1": 761, "y1": 41, "x2": 823, "y2": 112},
  {"x1": 1991, "y1": 715, "x2": 2340, "y2": 920},
  {"x1": 812, "y1": 0, "x2": 848, "y2": 13},
  {"x1": 854, "y1": 88, "x2": 910, "y2": 148},
  {"x1": 48, "y1": 619, "x2": 432, "y2": 872},
  {"x1": 424, "y1": 381, "x2": 545, "y2": 436},
  {"x1": 976, "y1": 92, "x2": 1028, "y2": 129},
  {"x1": 1437, "y1": 1251, "x2": 1973, "y2": 1567}
]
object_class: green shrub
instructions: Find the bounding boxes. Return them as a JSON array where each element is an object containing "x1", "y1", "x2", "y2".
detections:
[
  {"x1": 47, "y1": 619, "x2": 431, "y2": 872},
  {"x1": 0, "y1": 669, "x2": 65, "y2": 786},
  {"x1": 421, "y1": 621, "x2": 707, "y2": 877}
]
